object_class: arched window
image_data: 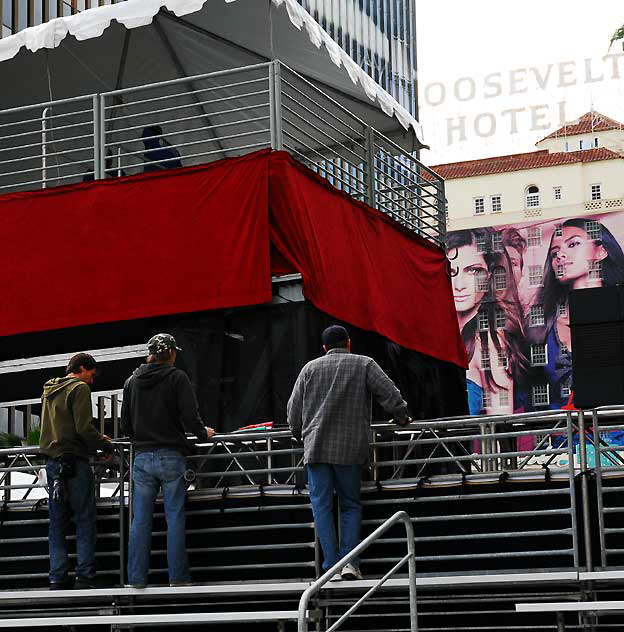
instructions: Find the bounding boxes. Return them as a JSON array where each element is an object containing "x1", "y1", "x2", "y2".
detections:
[{"x1": 526, "y1": 185, "x2": 540, "y2": 208}]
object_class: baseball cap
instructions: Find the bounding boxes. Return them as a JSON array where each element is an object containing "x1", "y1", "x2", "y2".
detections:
[
  {"x1": 147, "y1": 333, "x2": 182, "y2": 355},
  {"x1": 322, "y1": 325, "x2": 350, "y2": 347}
]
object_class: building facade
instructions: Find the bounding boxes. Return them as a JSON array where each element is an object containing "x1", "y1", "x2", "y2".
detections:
[{"x1": 432, "y1": 111, "x2": 624, "y2": 416}]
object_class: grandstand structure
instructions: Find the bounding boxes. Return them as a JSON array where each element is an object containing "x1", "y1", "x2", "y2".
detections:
[
  {"x1": 0, "y1": 401, "x2": 624, "y2": 630},
  {"x1": 1, "y1": 1, "x2": 624, "y2": 631}
]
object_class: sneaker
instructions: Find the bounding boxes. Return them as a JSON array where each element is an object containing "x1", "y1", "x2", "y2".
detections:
[
  {"x1": 328, "y1": 573, "x2": 343, "y2": 582},
  {"x1": 341, "y1": 563, "x2": 363, "y2": 581},
  {"x1": 124, "y1": 583, "x2": 146, "y2": 589}
]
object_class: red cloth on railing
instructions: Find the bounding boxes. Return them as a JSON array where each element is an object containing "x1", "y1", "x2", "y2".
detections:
[
  {"x1": 0, "y1": 149, "x2": 467, "y2": 369},
  {"x1": 268, "y1": 151, "x2": 467, "y2": 369},
  {"x1": 0, "y1": 151, "x2": 272, "y2": 337}
]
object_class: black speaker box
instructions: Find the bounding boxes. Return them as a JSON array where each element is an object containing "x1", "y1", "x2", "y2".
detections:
[{"x1": 570, "y1": 286, "x2": 624, "y2": 408}]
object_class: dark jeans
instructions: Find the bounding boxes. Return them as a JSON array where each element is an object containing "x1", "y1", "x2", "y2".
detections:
[
  {"x1": 46, "y1": 458, "x2": 97, "y2": 584},
  {"x1": 306, "y1": 464, "x2": 362, "y2": 571},
  {"x1": 128, "y1": 449, "x2": 190, "y2": 585}
]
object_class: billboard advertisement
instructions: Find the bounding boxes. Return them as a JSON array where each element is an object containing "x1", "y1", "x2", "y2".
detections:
[{"x1": 447, "y1": 210, "x2": 624, "y2": 416}]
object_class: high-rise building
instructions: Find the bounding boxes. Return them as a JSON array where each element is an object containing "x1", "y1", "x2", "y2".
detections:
[
  {"x1": 297, "y1": 1, "x2": 417, "y2": 116},
  {"x1": 1, "y1": 1, "x2": 418, "y2": 117}
]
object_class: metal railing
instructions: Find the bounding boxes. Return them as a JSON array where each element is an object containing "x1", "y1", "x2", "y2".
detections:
[
  {"x1": 5, "y1": 400, "x2": 624, "y2": 586},
  {"x1": 0, "y1": 61, "x2": 445, "y2": 246},
  {"x1": 297, "y1": 510, "x2": 417, "y2": 632}
]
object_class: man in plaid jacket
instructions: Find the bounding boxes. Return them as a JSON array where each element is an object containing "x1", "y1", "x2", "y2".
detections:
[{"x1": 287, "y1": 325, "x2": 410, "y2": 580}]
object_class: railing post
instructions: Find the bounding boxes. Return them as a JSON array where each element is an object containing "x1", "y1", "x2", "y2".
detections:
[
  {"x1": 437, "y1": 181, "x2": 447, "y2": 244},
  {"x1": 403, "y1": 513, "x2": 418, "y2": 632},
  {"x1": 365, "y1": 127, "x2": 375, "y2": 208},
  {"x1": 93, "y1": 95, "x2": 101, "y2": 179},
  {"x1": 578, "y1": 409, "x2": 593, "y2": 572},
  {"x1": 41, "y1": 107, "x2": 51, "y2": 189},
  {"x1": 118, "y1": 443, "x2": 126, "y2": 585},
  {"x1": 566, "y1": 410, "x2": 580, "y2": 569},
  {"x1": 111, "y1": 394, "x2": 119, "y2": 439},
  {"x1": 592, "y1": 408, "x2": 607, "y2": 569},
  {"x1": 269, "y1": 61, "x2": 283, "y2": 150}
]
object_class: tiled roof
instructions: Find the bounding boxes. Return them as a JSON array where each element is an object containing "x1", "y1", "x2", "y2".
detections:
[
  {"x1": 539, "y1": 111, "x2": 623, "y2": 141},
  {"x1": 430, "y1": 148, "x2": 622, "y2": 180}
]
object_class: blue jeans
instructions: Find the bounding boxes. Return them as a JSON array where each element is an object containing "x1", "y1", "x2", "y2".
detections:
[
  {"x1": 306, "y1": 464, "x2": 362, "y2": 571},
  {"x1": 128, "y1": 449, "x2": 190, "y2": 585},
  {"x1": 46, "y1": 458, "x2": 97, "y2": 584}
]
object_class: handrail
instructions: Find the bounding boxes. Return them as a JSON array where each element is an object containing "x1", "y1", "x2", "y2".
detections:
[{"x1": 297, "y1": 510, "x2": 417, "y2": 632}]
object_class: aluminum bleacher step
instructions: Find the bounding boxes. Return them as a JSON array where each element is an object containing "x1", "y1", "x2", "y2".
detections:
[
  {"x1": 0, "y1": 572, "x2": 579, "y2": 603},
  {"x1": 0, "y1": 611, "x2": 302, "y2": 628}
]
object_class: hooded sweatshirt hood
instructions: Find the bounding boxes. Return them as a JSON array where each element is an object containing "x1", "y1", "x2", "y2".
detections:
[
  {"x1": 39, "y1": 376, "x2": 111, "y2": 459},
  {"x1": 132, "y1": 363, "x2": 177, "y2": 388},
  {"x1": 43, "y1": 376, "x2": 83, "y2": 401}
]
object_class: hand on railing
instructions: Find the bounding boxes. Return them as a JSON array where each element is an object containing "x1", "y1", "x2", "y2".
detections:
[{"x1": 392, "y1": 416, "x2": 412, "y2": 427}]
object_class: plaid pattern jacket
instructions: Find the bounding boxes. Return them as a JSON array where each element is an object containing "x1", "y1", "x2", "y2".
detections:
[{"x1": 287, "y1": 348, "x2": 408, "y2": 465}]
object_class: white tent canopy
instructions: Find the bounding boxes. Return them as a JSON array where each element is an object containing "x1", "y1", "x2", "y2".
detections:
[{"x1": 0, "y1": 0, "x2": 425, "y2": 150}]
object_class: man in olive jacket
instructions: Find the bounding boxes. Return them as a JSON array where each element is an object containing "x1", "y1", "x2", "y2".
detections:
[{"x1": 40, "y1": 353, "x2": 112, "y2": 590}]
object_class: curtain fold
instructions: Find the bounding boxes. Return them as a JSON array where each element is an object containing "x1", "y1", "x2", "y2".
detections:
[{"x1": 268, "y1": 151, "x2": 467, "y2": 369}]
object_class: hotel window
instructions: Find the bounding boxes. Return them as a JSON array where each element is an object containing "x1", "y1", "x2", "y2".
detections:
[
  {"x1": 589, "y1": 260, "x2": 602, "y2": 281},
  {"x1": 591, "y1": 183, "x2": 602, "y2": 200},
  {"x1": 491, "y1": 195, "x2": 502, "y2": 213},
  {"x1": 476, "y1": 233, "x2": 487, "y2": 252},
  {"x1": 478, "y1": 312, "x2": 489, "y2": 332},
  {"x1": 594, "y1": 137, "x2": 599, "y2": 148},
  {"x1": 560, "y1": 344, "x2": 569, "y2": 356},
  {"x1": 531, "y1": 343, "x2": 548, "y2": 366},
  {"x1": 474, "y1": 197, "x2": 485, "y2": 215},
  {"x1": 476, "y1": 269, "x2": 489, "y2": 292},
  {"x1": 553, "y1": 187, "x2": 562, "y2": 201},
  {"x1": 482, "y1": 391, "x2": 491, "y2": 410},
  {"x1": 528, "y1": 265, "x2": 543, "y2": 287},
  {"x1": 497, "y1": 352, "x2": 508, "y2": 369},
  {"x1": 498, "y1": 390, "x2": 509, "y2": 407},
  {"x1": 481, "y1": 345, "x2": 491, "y2": 369},
  {"x1": 493, "y1": 267, "x2": 507, "y2": 291},
  {"x1": 554, "y1": 224, "x2": 563, "y2": 236},
  {"x1": 532, "y1": 384, "x2": 550, "y2": 406},
  {"x1": 492, "y1": 231, "x2": 503, "y2": 251},
  {"x1": 495, "y1": 307, "x2": 506, "y2": 329},
  {"x1": 556, "y1": 263, "x2": 564, "y2": 279},
  {"x1": 526, "y1": 185, "x2": 540, "y2": 208},
  {"x1": 558, "y1": 303, "x2": 567, "y2": 317},
  {"x1": 561, "y1": 383, "x2": 571, "y2": 398},
  {"x1": 529, "y1": 305, "x2": 545, "y2": 327},
  {"x1": 527, "y1": 226, "x2": 542, "y2": 247},
  {"x1": 579, "y1": 139, "x2": 584, "y2": 150},
  {"x1": 586, "y1": 219, "x2": 601, "y2": 240}
]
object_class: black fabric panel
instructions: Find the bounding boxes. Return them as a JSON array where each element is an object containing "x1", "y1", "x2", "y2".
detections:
[{"x1": 0, "y1": 300, "x2": 467, "y2": 433}]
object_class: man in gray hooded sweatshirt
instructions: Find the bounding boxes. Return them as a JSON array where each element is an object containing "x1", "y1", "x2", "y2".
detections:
[{"x1": 39, "y1": 352, "x2": 113, "y2": 590}]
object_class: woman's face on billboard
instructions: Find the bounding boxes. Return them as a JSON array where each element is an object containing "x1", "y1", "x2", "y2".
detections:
[
  {"x1": 451, "y1": 243, "x2": 488, "y2": 313},
  {"x1": 549, "y1": 225, "x2": 607, "y2": 287}
]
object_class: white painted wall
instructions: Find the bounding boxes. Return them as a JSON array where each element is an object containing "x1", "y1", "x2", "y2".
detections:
[{"x1": 445, "y1": 157, "x2": 624, "y2": 231}]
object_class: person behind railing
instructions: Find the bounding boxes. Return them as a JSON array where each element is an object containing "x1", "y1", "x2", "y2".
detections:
[
  {"x1": 39, "y1": 353, "x2": 114, "y2": 591},
  {"x1": 287, "y1": 325, "x2": 411, "y2": 582},
  {"x1": 121, "y1": 334, "x2": 215, "y2": 589},
  {"x1": 141, "y1": 125, "x2": 182, "y2": 172}
]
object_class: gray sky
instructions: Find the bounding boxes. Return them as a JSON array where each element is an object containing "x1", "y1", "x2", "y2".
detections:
[{"x1": 416, "y1": 0, "x2": 624, "y2": 165}]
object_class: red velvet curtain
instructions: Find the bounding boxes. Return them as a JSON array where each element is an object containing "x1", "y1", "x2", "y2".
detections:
[
  {"x1": 0, "y1": 149, "x2": 466, "y2": 368},
  {"x1": 269, "y1": 152, "x2": 467, "y2": 369},
  {"x1": 0, "y1": 151, "x2": 272, "y2": 337}
]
